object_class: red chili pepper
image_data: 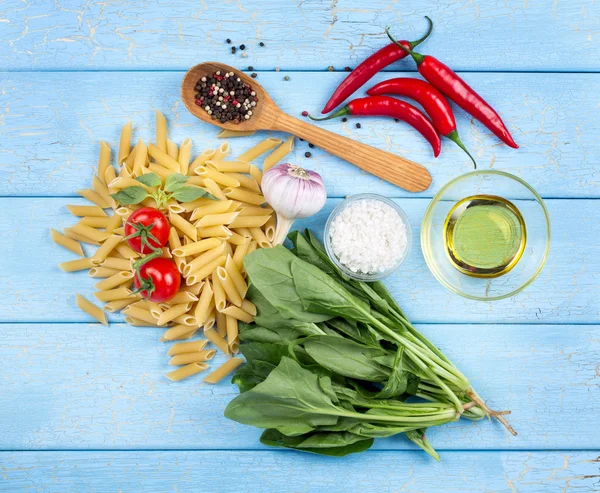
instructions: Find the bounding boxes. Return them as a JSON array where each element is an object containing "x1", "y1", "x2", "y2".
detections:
[
  {"x1": 320, "y1": 17, "x2": 433, "y2": 114},
  {"x1": 311, "y1": 96, "x2": 441, "y2": 157},
  {"x1": 367, "y1": 78, "x2": 476, "y2": 167},
  {"x1": 386, "y1": 28, "x2": 518, "y2": 149}
]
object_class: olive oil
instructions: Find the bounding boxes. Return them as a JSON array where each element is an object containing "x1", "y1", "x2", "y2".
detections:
[{"x1": 443, "y1": 195, "x2": 526, "y2": 278}]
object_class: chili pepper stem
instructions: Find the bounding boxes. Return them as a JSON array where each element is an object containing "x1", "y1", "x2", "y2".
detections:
[
  {"x1": 446, "y1": 130, "x2": 477, "y2": 169},
  {"x1": 409, "y1": 16, "x2": 434, "y2": 49},
  {"x1": 309, "y1": 107, "x2": 351, "y2": 121},
  {"x1": 385, "y1": 27, "x2": 424, "y2": 65}
]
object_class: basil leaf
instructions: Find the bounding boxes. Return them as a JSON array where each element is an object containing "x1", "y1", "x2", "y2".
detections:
[
  {"x1": 164, "y1": 173, "x2": 189, "y2": 192},
  {"x1": 171, "y1": 186, "x2": 217, "y2": 202},
  {"x1": 135, "y1": 173, "x2": 162, "y2": 187},
  {"x1": 109, "y1": 186, "x2": 149, "y2": 205}
]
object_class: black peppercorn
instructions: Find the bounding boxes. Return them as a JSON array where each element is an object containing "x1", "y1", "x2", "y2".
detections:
[
  {"x1": 305, "y1": 152, "x2": 312, "y2": 158},
  {"x1": 342, "y1": 117, "x2": 348, "y2": 122},
  {"x1": 248, "y1": 66, "x2": 253, "y2": 71},
  {"x1": 259, "y1": 42, "x2": 265, "y2": 47},
  {"x1": 344, "y1": 66, "x2": 352, "y2": 72},
  {"x1": 308, "y1": 143, "x2": 314, "y2": 148},
  {"x1": 251, "y1": 73, "x2": 257, "y2": 78},
  {"x1": 240, "y1": 44, "x2": 245, "y2": 50},
  {"x1": 226, "y1": 39, "x2": 231, "y2": 44},
  {"x1": 231, "y1": 46, "x2": 237, "y2": 54},
  {"x1": 356, "y1": 123, "x2": 361, "y2": 128}
]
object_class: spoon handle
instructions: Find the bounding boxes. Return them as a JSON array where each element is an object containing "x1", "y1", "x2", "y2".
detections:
[{"x1": 271, "y1": 113, "x2": 432, "y2": 192}]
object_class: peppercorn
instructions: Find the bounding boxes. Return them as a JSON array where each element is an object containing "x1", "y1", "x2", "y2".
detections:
[
  {"x1": 301, "y1": 111, "x2": 308, "y2": 117},
  {"x1": 248, "y1": 66, "x2": 254, "y2": 71},
  {"x1": 284, "y1": 75, "x2": 290, "y2": 81},
  {"x1": 308, "y1": 143, "x2": 314, "y2": 148},
  {"x1": 251, "y1": 73, "x2": 257, "y2": 78},
  {"x1": 327, "y1": 66, "x2": 334, "y2": 71},
  {"x1": 226, "y1": 39, "x2": 231, "y2": 44},
  {"x1": 231, "y1": 47, "x2": 237, "y2": 54},
  {"x1": 305, "y1": 152, "x2": 312, "y2": 158},
  {"x1": 344, "y1": 66, "x2": 352, "y2": 72},
  {"x1": 342, "y1": 117, "x2": 348, "y2": 122},
  {"x1": 259, "y1": 42, "x2": 265, "y2": 47},
  {"x1": 275, "y1": 67, "x2": 280, "y2": 72},
  {"x1": 239, "y1": 44, "x2": 245, "y2": 50},
  {"x1": 355, "y1": 123, "x2": 361, "y2": 128},
  {"x1": 394, "y1": 118, "x2": 399, "y2": 122}
]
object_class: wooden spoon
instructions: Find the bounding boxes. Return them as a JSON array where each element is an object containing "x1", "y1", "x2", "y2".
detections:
[{"x1": 181, "y1": 62, "x2": 432, "y2": 192}]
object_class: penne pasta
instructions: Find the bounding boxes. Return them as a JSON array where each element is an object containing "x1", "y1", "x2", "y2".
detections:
[
  {"x1": 59, "y1": 257, "x2": 94, "y2": 272},
  {"x1": 162, "y1": 324, "x2": 197, "y2": 341},
  {"x1": 123, "y1": 305, "x2": 164, "y2": 326},
  {"x1": 108, "y1": 177, "x2": 153, "y2": 193},
  {"x1": 104, "y1": 297, "x2": 139, "y2": 312},
  {"x1": 76, "y1": 294, "x2": 108, "y2": 326},
  {"x1": 169, "y1": 350, "x2": 216, "y2": 366},
  {"x1": 206, "y1": 160, "x2": 250, "y2": 173},
  {"x1": 190, "y1": 200, "x2": 233, "y2": 221},
  {"x1": 148, "y1": 143, "x2": 180, "y2": 172},
  {"x1": 94, "y1": 286, "x2": 133, "y2": 303},
  {"x1": 167, "y1": 139, "x2": 179, "y2": 160},
  {"x1": 228, "y1": 232, "x2": 248, "y2": 246},
  {"x1": 215, "y1": 310, "x2": 227, "y2": 338},
  {"x1": 169, "y1": 212, "x2": 197, "y2": 241},
  {"x1": 227, "y1": 215, "x2": 269, "y2": 229},
  {"x1": 88, "y1": 266, "x2": 122, "y2": 278},
  {"x1": 94, "y1": 271, "x2": 134, "y2": 290},
  {"x1": 67, "y1": 205, "x2": 107, "y2": 218},
  {"x1": 178, "y1": 138, "x2": 192, "y2": 175},
  {"x1": 216, "y1": 266, "x2": 242, "y2": 307},
  {"x1": 172, "y1": 313, "x2": 197, "y2": 326},
  {"x1": 98, "y1": 141, "x2": 111, "y2": 185},
  {"x1": 225, "y1": 255, "x2": 248, "y2": 298},
  {"x1": 123, "y1": 144, "x2": 137, "y2": 171},
  {"x1": 165, "y1": 292, "x2": 198, "y2": 306},
  {"x1": 147, "y1": 163, "x2": 171, "y2": 180},
  {"x1": 114, "y1": 242, "x2": 138, "y2": 259},
  {"x1": 249, "y1": 165, "x2": 262, "y2": 186},
  {"x1": 227, "y1": 172, "x2": 260, "y2": 193},
  {"x1": 211, "y1": 142, "x2": 230, "y2": 162},
  {"x1": 184, "y1": 243, "x2": 226, "y2": 277},
  {"x1": 263, "y1": 135, "x2": 294, "y2": 172},
  {"x1": 194, "y1": 281, "x2": 214, "y2": 325},
  {"x1": 264, "y1": 215, "x2": 277, "y2": 243},
  {"x1": 216, "y1": 129, "x2": 256, "y2": 138},
  {"x1": 132, "y1": 139, "x2": 148, "y2": 177},
  {"x1": 211, "y1": 272, "x2": 227, "y2": 312},
  {"x1": 167, "y1": 339, "x2": 208, "y2": 356},
  {"x1": 105, "y1": 214, "x2": 123, "y2": 235},
  {"x1": 203, "y1": 328, "x2": 230, "y2": 355},
  {"x1": 232, "y1": 237, "x2": 251, "y2": 271},
  {"x1": 51, "y1": 229, "x2": 84, "y2": 256},
  {"x1": 118, "y1": 121, "x2": 132, "y2": 164},
  {"x1": 202, "y1": 178, "x2": 227, "y2": 200},
  {"x1": 177, "y1": 197, "x2": 216, "y2": 213},
  {"x1": 187, "y1": 255, "x2": 227, "y2": 285},
  {"x1": 241, "y1": 299, "x2": 257, "y2": 316},
  {"x1": 197, "y1": 225, "x2": 231, "y2": 239},
  {"x1": 156, "y1": 110, "x2": 167, "y2": 153},
  {"x1": 77, "y1": 189, "x2": 110, "y2": 209},
  {"x1": 222, "y1": 305, "x2": 254, "y2": 324},
  {"x1": 236, "y1": 205, "x2": 272, "y2": 217},
  {"x1": 223, "y1": 187, "x2": 265, "y2": 206},
  {"x1": 249, "y1": 227, "x2": 272, "y2": 248},
  {"x1": 157, "y1": 302, "x2": 193, "y2": 326},
  {"x1": 78, "y1": 216, "x2": 112, "y2": 228},
  {"x1": 92, "y1": 175, "x2": 115, "y2": 209},
  {"x1": 226, "y1": 314, "x2": 239, "y2": 343},
  {"x1": 190, "y1": 149, "x2": 215, "y2": 172},
  {"x1": 166, "y1": 362, "x2": 208, "y2": 381},
  {"x1": 195, "y1": 167, "x2": 240, "y2": 188},
  {"x1": 196, "y1": 212, "x2": 239, "y2": 228},
  {"x1": 237, "y1": 138, "x2": 281, "y2": 163},
  {"x1": 101, "y1": 257, "x2": 132, "y2": 271},
  {"x1": 91, "y1": 234, "x2": 123, "y2": 265},
  {"x1": 247, "y1": 240, "x2": 258, "y2": 255},
  {"x1": 203, "y1": 358, "x2": 244, "y2": 384},
  {"x1": 118, "y1": 163, "x2": 132, "y2": 178},
  {"x1": 172, "y1": 237, "x2": 221, "y2": 258}
]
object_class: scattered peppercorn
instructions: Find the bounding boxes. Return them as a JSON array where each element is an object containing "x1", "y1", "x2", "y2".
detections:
[
  {"x1": 226, "y1": 39, "x2": 231, "y2": 44},
  {"x1": 344, "y1": 66, "x2": 352, "y2": 72},
  {"x1": 284, "y1": 75, "x2": 290, "y2": 81},
  {"x1": 299, "y1": 138, "x2": 304, "y2": 141},
  {"x1": 231, "y1": 47, "x2": 237, "y2": 54},
  {"x1": 248, "y1": 66, "x2": 254, "y2": 71},
  {"x1": 259, "y1": 42, "x2": 265, "y2": 47},
  {"x1": 342, "y1": 117, "x2": 348, "y2": 122},
  {"x1": 275, "y1": 67, "x2": 280, "y2": 72},
  {"x1": 394, "y1": 118, "x2": 399, "y2": 122},
  {"x1": 239, "y1": 44, "x2": 246, "y2": 50},
  {"x1": 305, "y1": 152, "x2": 312, "y2": 158},
  {"x1": 301, "y1": 111, "x2": 308, "y2": 117},
  {"x1": 193, "y1": 70, "x2": 258, "y2": 124},
  {"x1": 355, "y1": 123, "x2": 361, "y2": 128},
  {"x1": 242, "y1": 52, "x2": 247, "y2": 58},
  {"x1": 308, "y1": 143, "x2": 314, "y2": 148},
  {"x1": 251, "y1": 72, "x2": 257, "y2": 78},
  {"x1": 327, "y1": 65, "x2": 334, "y2": 71}
]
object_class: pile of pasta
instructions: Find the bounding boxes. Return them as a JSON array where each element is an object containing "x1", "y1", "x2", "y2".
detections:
[{"x1": 51, "y1": 110, "x2": 295, "y2": 383}]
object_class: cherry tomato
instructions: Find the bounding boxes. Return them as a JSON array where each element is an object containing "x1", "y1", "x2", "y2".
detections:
[
  {"x1": 134, "y1": 257, "x2": 181, "y2": 302},
  {"x1": 124, "y1": 207, "x2": 170, "y2": 254}
]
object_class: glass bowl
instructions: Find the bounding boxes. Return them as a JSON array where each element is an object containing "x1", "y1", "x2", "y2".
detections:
[
  {"x1": 324, "y1": 193, "x2": 412, "y2": 281},
  {"x1": 421, "y1": 170, "x2": 551, "y2": 301}
]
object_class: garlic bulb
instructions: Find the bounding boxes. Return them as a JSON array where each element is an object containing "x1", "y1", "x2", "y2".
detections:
[{"x1": 262, "y1": 163, "x2": 327, "y2": 245}]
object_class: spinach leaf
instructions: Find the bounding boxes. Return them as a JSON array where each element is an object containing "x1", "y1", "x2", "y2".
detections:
[
  {"x1": 260, "y1": 429, "x2": 374, "y2": 457},
  {"x1": 224, "y1": 357, "x2": 341, "y2": 435},
  {"x1": 290, "y1": 258, "x2": 371, "y2": 323},
  {"x1": 303, "y1": 336, "x2": 389, "y2": 382},
  {"x1": 373, "y1": 347, "x2": 410, "y2": 399},
  {"x1": 325, "y1": 318, "x2": 380, "y2": 347},
  {"x1": 238, "y1": 322, "x2": 320, "y2": 344},
  {"x1": 244, "y1": 248, "x2": 333, "y2": 323},
  {"x1": 232, "y1": 360, "x2": 276, "y2": 393},
  {"x1": 405, "y1": 428, "x2": 440, "y2": 461}
]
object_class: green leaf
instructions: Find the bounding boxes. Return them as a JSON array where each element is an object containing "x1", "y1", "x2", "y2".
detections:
[
  {"x1": 164, "y1": 173, "x2": 189, "y2": 192},
  {"x1": 303, "y1": 336, "x2": 390, "y2": 382},
  {"x1": 135, "y1": 173, "x2": 162, "y2": 187},
  {"x1": 325, "y1": 318, "x2": 380, "y2": 347},
  {"x1": 172, "y1": 186, "x2": 217, "y2": 202},
  {"x1": 373, "y1": 347, "x2": 410, "y2": 399},
  {"x1": 405, "y1": 429, "x2": 440, "y2": 461},
  {"x1": 244, "y1": 247, "x2": 333, "y2": 323},
  {"x1": 224, "y1": 357, "x2": 341, "y2": 435},
  {"x1": 290, "y1": 258, "x2": 371, "y2": 323},
  {"x1": 110, "y1": 186, "x2": 149, "y2": 205},
  {"x1": 260, "y1": 429, "x2": 374, "y2": 457}
]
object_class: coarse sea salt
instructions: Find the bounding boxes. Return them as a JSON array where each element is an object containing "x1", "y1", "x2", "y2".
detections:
[{"x1": 329, "y1": 199, "x2": 408, "y2": 274}]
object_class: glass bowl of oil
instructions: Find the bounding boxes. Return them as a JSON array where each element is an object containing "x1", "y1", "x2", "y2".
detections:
[{"x1": 421, "y1": 170, "x2": 551, "y2": 301}]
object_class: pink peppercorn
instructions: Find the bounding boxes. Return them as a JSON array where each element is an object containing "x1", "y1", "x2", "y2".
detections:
[{"x1": 301, "y1": 111, "x2": 308, "y2": 117}]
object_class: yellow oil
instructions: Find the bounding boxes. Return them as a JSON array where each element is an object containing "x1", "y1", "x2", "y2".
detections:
[{"x1": 443, "y1": 195, "x2": 526, "y2": 278}]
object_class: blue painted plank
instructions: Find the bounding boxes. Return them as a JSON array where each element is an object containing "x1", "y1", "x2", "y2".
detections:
[
  {"x1": 0, "y1": 198, "x2": 597, "y2": 324},
  {"x1": 1, "y1": 72, "x2": 598, "y2": 198},
  {"x1": 0, "y1": 0, "x2": 598, "y2": 71},
  {"x1": 1, "y1": 323, "x2": 598, "y2": 450},
  {"x1": 1, "y1": 451, "x2": 599, "y2": 492}
]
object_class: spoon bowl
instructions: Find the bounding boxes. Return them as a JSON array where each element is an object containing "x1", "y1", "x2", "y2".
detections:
[{"x1": 182, "y1": 62, "x2": 432, "y2": 192}]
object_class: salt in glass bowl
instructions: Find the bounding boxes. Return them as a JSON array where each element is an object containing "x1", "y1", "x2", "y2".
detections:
[{"x1": 324, "y1": 193, "x2": 412, "y2": 282}]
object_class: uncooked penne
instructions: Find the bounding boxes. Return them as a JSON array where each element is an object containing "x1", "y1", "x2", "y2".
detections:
[
  {"x1": 59, "y1": 257, "x2": 94, "y2": 272},
  {"x1": 216, "y1": 129, "x2": 256, "y2": 139},
  {"x1": 104, "y1": 297, "x2": 139, "y2": 312},
  {"x1": 226, "y1": 314, "x2": 239, "y2": 343},
  {"x1": 211, "y1": 272, "x2": 227, "y2": 312},
  {"x1": 227, "y1": 215, "x2": 269, "y2": 229},
  {"x1": 203, "y1": 358, "x2": 244, "y2": 384},
  {"x1": 51, "y1": 229, "x2": 84, "y2": 256},
  {"x1": 76, "y1": 294, "x2": 108, "y2": 326},
  {"x1": 167, "y1": 139, "x2": 179, "y2": 160},
  {"x1": 169, "y1": 350, "x2": 216, "y2": 366},
  {"x1": 92, "y1": 175, "x2": 115, "y2": 209},
  {"x1": 88, "y1": 266, "x2": 122, "y2": 278},
  {"x1": 206, "y1": 160, "x2": 250, "y2": 173},
  {"x1": 77, "y1": 189, "x2": 110, "y2": 209},
  {"x1": 177, "y1": 197, "x2": 216, "y2": 213},
  {"x1": 169, "y1": 212, "x2": 197, "y2": 241},
  {"x1": 123, "y1": 144, "x2": 137, "y2": 171},
  {"x1": 216, "y1": 266, "x2": 242, "y2": 307},
  {"x1": 264, "y1": 215, "x2": 277, "y2": 243},
  {"x1": 172, "y1": 238, "x2": 221, "y2": 258},
  {"x1": 115, "y1": 242, "x2": 138, "y2": 259},
  {"x1": 196, "y1": 225, "x2": 231, "y2": 239},
  {"x1": 236, "y1": 205, "x2": 272, "y2": 217},
  {"x1": 167, "y1": 339, "x2": 208, "y2": 356},
  {"x1": 91, "y1": 234, "x2": 122, "y2": 265},
  {"x1": 166, "y1": 362, "x2": 208, "y2": 382},
  {"x1": 78, "y1": 216, "x2": 112, "y2": 228},
  {"x1": 105, "y1": 214, "x2": 123, "y2": 235},
  {"x1": 190, "y1": 149, "x2": 215, "y2": 172},
  {"x1": 227, "y1": 172, "x2": 260, "y2": 193},
  {"x1": 178, "y1": 138, "x2": 192, "y2": 176},
  {"x1": 190, "y1": 201, "x2": 233, "y2": 221},
  {"x1": 94, "y1": 286, "x2": 132, "y2": 303},
  {"x1": 232, "y1": 238, "x2": 250, "y2": 271},
  {"x1": 203, "y1": 328, "x2": 230, "y2": 355},
  {"x1": 118, "y1": 121, "x2": 132, "y2": 164},
  {"x1": 241, "y1": 299, "x2": 257, "y2": 316},
  {"x1": 196, "y1": 212, "x2": 239, "y2": 228},
  {"x1": 222, "y1": 305, "x2": 254, "y2": 324},
  {"x1": 249, "y1": 227, "x2": 271, "y2": 248},
  {"x1": 203, "y1": 178, "x2": 227, "y2": 200},
  {"x1": 249, "y1": 165, "x2": 262, "y2": 186},
  {"x1": 166, "y1": 291, "x2": 198, "y2": 305},
  {"x1": 211, "y1": 142, "x2": 230, "y2": 162},
  {"x1": 194, "y1": 281, "x2": 214, "y2": 324},
  {"x1": 162, "y1": 324, "x2": 197, "y2": 341},
  {"x1": 228, "y1": 232, "x2": 248, "y2": 246},
  {"x1": 263, "y1": 135, "x2": 294, "y2": 172},
  {"x1": 156, "y1": 110, "x2": 167, "y2": 153},
  {"x1": 184, "y1": 243, "x2": 226, "y2": 277},
  {"x1": 98, "y1": 141, "x2": 111, "y2": 185},
  {"x1": 148, "y1": 143, "x2": 180, "y2": 172},
  {"x1": 225, "y1": 255, "x2": 248, "y2": 298},
  {"x1": 94, "y1": 271, "x2": 134, "y2": 290},
  {"x1": 237, "y1": 138, "x2": 281, "y2": 163},
  {"x1": 101, "y1": 257, "x2": 132, "y2": 271},
  {"x1": 223, "y1": 187, "x2": 265, "y2": 206},
  {"x1": 123, "y1": 305, "x2": 164, "y2": 326},
  {"x1": 132, "y1": 139, "x2": 148, "y2": 177},
  {"x1": 195, "y1": 167, "x2": 240, "y2": 188},
  {"x1": 67, "y1": 205, "x2": 107, "y2": 218},
  {"x1": 215, "y1": 310, "x2": 227, "y2": 338},
  {"x1": 157, "y1": 302, "x2": 192, "y2": 326}
]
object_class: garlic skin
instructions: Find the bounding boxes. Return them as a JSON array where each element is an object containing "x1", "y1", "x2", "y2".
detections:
[{"x1": 261, "y1": 163, "x2": 327, "y2": 245}]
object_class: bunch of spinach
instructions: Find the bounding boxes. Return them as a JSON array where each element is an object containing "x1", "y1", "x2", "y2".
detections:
[{"x1": 224, "y1": 230, "x2": 515, "y2": 459}]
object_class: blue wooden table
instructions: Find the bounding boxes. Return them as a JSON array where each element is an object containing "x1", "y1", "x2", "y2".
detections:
[{"x1": 1, "y1": 1, "x2": 599, "y2": 491}]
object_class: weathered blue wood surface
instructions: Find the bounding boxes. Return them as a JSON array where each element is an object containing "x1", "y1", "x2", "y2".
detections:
[
  {"x1": 1, "y1": 72, "x2": 598, "y2": 198},
  {"x1": 1, "y1": 1, "x2": 599, "y2": 492},
  {"x1": 1, "y1": 452, "x2": 599, "y2": 493}
]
